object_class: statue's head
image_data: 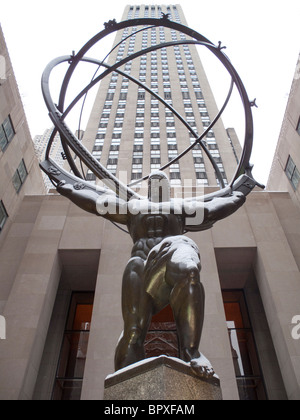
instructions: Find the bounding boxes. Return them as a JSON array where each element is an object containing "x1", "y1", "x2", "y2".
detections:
[{"x1": 148, "y1": 171, "x2": 170, "y2": 203}]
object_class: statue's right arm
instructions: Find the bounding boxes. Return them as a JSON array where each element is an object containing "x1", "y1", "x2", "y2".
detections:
[{"x1": 57, "y1": 181, "x2": 128, "y2": 224}]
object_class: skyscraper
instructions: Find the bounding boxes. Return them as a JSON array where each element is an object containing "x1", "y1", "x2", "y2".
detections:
[{"x1": 82, "y1": 4, "x2": 240, "y2": 192}]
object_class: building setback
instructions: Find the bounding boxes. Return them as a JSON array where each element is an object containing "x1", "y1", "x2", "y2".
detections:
[{"x1": 0, "y1": 6, "x2": 300, "y2": 400}]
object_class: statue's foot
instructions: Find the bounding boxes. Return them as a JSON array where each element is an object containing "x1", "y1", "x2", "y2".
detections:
[{"x1": 190, "y1": 353, "x2": 215, "y2": 379}]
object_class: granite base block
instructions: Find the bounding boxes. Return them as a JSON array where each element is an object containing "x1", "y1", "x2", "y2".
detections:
[{"x1": 104, "y1": 355, "x2": 222, "y2": 400}]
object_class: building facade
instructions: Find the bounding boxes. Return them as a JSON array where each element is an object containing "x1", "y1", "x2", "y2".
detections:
[
  {"x1": 0, "y1": 22, "x2": 45, "y2": 310},
  {"x1": 268, "y1": 53, "x2": 300, "y2": 209},
  {"x1": 0, "y1": 25, "x2": 45, "y2": 251},
  {"x1": 0, "y1": 6, "x2": 300, "y2": 401}
]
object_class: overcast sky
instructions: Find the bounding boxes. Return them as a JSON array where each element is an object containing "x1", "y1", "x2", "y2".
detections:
[{"x1": 1, "y1": 0, "x2": 300, "y2": 184}]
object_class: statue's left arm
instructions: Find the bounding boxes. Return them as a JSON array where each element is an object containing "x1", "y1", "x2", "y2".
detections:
[
  {"x1": 184, "y1": 191, "x2": 246, "y2": 232},
  {"x1": 204, "y1": 191, "x2": 246, "y2": 223}
]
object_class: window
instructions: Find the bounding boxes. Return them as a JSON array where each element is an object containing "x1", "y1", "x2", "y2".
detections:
[
  {"x1": 285, "y1": 155, "x2": 300, "y2": 190},
  {"x1": 195, "y1": 91, "x2": 204, "y2": 99},
  {"x1": 170, "y1": 171, "x2": 181, "y2": 180},
  {"x1": 223, "y1": 291, "x2": 267, "y2": 400},
  {"x1": 106, "y1": 93, "x2": 114, "y2": 101},
  {"x1": 107, "y1": 164, "x2": 117, "y2": 174},
  {"x1": 119, "y1": 93, "x2": 127, "y2": 100},
  {"x1": 86, "y1": 171, "x2": 96, "y2": 181},
  {"x1": 0, "y1": 115, "x2": 15, "y2": 152},
  {"x1": 0, "y1": 201, "x2": 8, "y2": 232},
  {"x1": 131, "y1": 171, "x2": 142, "y2": 180},
  {"x1": 52, "y1": 293, "x2": 94, "y2": 400},
  {"x1": 12, "y1": 160, "x2": 28, "y2": 193}
]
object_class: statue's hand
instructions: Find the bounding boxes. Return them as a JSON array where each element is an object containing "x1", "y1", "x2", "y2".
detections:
[
  {"x1": 56, "y1": 180, "x2": 75, "y2": 197},
  {"x1": 208, "y1": 191, "x2": 246, "y2": 222},
  {"x1": 227, "y1": 191, "x2": 246, "y2": 214},
  {"x1": 231, "y1": 191, "x2": 246, "y2": 205},
  {"x1": 219, "y1": 191, "x2": 246, "y2": 208}
]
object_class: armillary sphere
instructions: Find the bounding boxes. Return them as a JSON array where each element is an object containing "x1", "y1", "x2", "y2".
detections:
[{"x1": 40, "y1": 16, "x2": 264, "y2": 231}]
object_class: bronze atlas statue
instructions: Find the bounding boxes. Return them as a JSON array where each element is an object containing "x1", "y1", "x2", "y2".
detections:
[{"x1": 40, "y1": 16, "x2": 263, "y2": 378}]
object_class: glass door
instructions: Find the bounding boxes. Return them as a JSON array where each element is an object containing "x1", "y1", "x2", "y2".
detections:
[
  {"x1": 223, "y1": 290, "x2": 267, "y2": 400},
  {"x1": 52, "y1": 292, "x2": 94, "y2": 400}
]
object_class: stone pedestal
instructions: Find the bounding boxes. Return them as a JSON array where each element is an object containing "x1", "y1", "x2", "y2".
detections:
[{"x1": 104, "y1": 356, "x2": 222, "y2": 400}]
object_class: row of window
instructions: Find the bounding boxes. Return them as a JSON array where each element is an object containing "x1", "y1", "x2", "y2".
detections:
[
  {"x1": 97, "y1": 28, "x2": 137, "y2": 178},
  {"x1": 142, "y1": 32, "x2": 181, "y2": 184},
  {"x1": 91, "y1": 28, "x2": 133, "y2": 179},
  {"x1": 129, "y1": 5, "x2": 180, "y2": 15},
  {"x1": 172, "y1": 42, "x2": 208, "y2": 185},
  {"x1": 172, "y1": 39, "x2": 228, "y2": 186},
  {"x1": 130, "y1": 5, "x2": 178, "y2": 19}
]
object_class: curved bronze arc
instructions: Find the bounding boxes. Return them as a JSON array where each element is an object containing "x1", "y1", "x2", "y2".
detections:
[
  {"x1": 41, "y1": 17, "x2": 258, "y2": 203},
  {"x1": 42, "y1": 41, "x2": 228, "y2": 190},
  {"x1": 41, "y1": 56, "x2": 142, "y2": 200},
  {"x1": 57, "y1": 18, "x2": 213, "y2": 112}
]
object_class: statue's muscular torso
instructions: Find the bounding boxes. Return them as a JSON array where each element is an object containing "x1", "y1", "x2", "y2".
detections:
[{"x1": 127, "y1": 213, "x2": 185, "y2": 260}]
